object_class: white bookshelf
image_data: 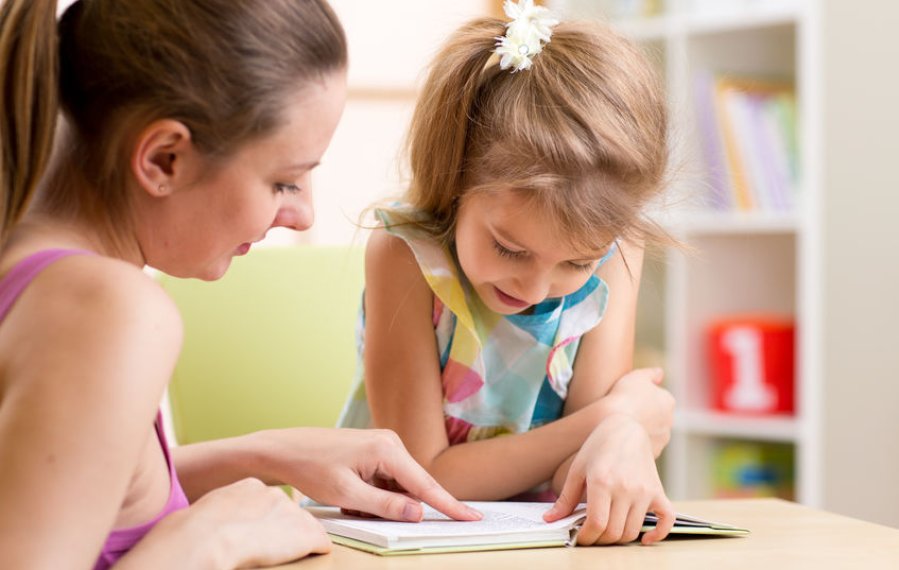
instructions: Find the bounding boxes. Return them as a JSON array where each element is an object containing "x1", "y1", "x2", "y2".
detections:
[{"x1": 549, "y1": 0, "x2": 822, "y2": 506}]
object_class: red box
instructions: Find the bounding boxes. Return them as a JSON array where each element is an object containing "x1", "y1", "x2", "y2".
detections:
[{"x1": 708, "y1": 316, "x2": 795, "y2": 415}]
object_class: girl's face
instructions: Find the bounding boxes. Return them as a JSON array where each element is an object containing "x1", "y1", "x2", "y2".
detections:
[
  {"x1": 140, "y1": 70, "x2": 347, "y2": 280},
  {"x1": 454, "y1": 190, "x2": 611, "y2": 315}
]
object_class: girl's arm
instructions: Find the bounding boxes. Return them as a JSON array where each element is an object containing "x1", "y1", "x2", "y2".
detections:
[
  {"x1": 543, "y1": 241, "x2": 676, "y2": 545},
  {"x1": 562, "y1": 240, "x2": 675, "y2": 457},
  {"x1": 363, "y1": 230, "x2": 632, "y2": 500}
]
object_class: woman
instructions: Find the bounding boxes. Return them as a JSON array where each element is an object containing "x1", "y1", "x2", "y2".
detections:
[{"x1": 0, "y1": 1, "x2": 478, "y2": 568}]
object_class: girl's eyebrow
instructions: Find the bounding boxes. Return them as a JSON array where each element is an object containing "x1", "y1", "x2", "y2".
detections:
[{"x1": 492, "y1": 226, "x2": 530, "y2": 251}]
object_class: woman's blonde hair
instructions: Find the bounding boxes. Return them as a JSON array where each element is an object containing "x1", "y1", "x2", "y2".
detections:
[
  {"x1": 396, "y1": 17, "x2": 670, "y2": 254},
  {"x1": 0, "y1": 0, "x2": 347, "y2": 244}
]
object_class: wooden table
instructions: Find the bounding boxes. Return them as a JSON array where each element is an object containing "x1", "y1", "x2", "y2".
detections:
[{"x1": 272, "y1": 499, "x2": 899, "y2": 569}]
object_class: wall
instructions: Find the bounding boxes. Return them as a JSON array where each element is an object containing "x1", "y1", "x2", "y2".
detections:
[
  {"x1": 304, "y1": 0, "x2": 493, "y2": 246},
  {"x1": 821, "y1": 0, "x2": 899, "y2": 528}
]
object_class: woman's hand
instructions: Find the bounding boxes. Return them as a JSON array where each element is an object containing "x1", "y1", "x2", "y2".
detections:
[
  {"x1": 118, "y1": 478, "x2": 330, "y2": 569},
  {"x1": 543, "y1": 414, "x2": 675, "y2": 546},
  {"x1": 261, "y1": 427, "x2": 482, "y2": 523},
  {"x1": 600, "y1": 368, "x2": 675, "y2": 456}
]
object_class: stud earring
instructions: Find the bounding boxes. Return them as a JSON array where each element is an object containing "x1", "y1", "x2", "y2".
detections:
[{"x1": 157, "y1": 183, "x2": 166, "y2": 194}]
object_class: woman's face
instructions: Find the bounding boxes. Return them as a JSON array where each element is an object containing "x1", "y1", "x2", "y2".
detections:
[{"x1": 141, "y1": 70, "x2": 347, "y2": 280}]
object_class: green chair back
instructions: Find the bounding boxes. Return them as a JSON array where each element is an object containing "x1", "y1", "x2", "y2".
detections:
[{"x1": 158, "y1": 245, "x2": 364, "y2": 444}]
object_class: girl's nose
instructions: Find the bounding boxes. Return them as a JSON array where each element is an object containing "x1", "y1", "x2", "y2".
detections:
[
  {"x1": 516, "y1": 272, "x2": 552, "y2": 305},
  {"x1": 273, "y1": 192, "x2": 314, "y2": 232}
]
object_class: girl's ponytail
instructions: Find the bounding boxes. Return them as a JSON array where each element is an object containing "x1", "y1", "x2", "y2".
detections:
[
  {"x1": 0, "y1": 0, "x2": 59, "y2": 242},
  {"x1": 405, "y1": 18, "x2": 506, "y2": 241}
]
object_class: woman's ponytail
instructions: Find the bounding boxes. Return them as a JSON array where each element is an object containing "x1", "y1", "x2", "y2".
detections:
[{"x1": 0, "y1": 0, "x2": 59, "y2": 242}]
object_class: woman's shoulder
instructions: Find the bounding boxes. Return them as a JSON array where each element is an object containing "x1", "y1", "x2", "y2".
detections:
[
  {"x1": 7, "y1": 251, "x2": 182, "y2": 352},
  {"x1": 37, "y1": 252, "x2": 176, "y2": 315},
  {"x1": 0, "y1": 250, "x2": 182, "y2": 410}
]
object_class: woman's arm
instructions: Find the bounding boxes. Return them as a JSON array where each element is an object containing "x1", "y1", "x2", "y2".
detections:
[
  {"x1": 0, "y1": 257, "x2": 183, "y2": 568},
  {"x1": 114, "y1": 478, "x2": 331, "y2": 569},
  {"x1": 0, "y1": 257, "x2": 333, "y2": 568},
  {"x1": 172, "y1": 427, "x2": 481, "y2": 522}
]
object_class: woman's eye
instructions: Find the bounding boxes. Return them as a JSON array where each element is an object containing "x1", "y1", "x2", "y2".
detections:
[
  {"x1": 493, "y1": 240, "x2": 526, "y2": 260},
  {"x1": 274, "y1": 183, "x2": 301, "y2": 194}
]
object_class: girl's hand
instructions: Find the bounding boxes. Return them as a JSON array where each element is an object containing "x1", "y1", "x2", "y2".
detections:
[
  {"x1": 119, "y1": 478, "x2": 330, "y2": 569},
  {"x1": 601, "y1": 368, "x2": 675, "y2": 456},
  {"x1": 263, "y1": 428, "x2": 482, "y2": 523},
  {"x1": 542, "y1": 414, "x2": 675, "y2": 545}
]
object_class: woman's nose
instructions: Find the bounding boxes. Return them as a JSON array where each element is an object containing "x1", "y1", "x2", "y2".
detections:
[{"x1": 273, "y1": 192, "x2": 314, "y2": 231}]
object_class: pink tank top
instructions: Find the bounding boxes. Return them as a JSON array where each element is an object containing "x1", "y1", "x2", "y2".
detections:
[{"x1": 0, "y1": 249, "x2": 190, "y2": 569}]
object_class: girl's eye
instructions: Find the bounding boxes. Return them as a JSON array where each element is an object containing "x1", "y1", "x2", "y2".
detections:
[
  {"x1": 567, "y1": 260, "x2": 596, "y2": 273},
  {"x1": 274, "y1": 183, "x2": 301, "y2": 194},
  {"x1": 493, "y1": 240, "x2": 526, "y2": 260}
]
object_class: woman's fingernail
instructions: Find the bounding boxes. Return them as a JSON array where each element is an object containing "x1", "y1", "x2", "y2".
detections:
[
  {"x1": 403, "y1": 502, "x2": 423, "y2": 521},
  {"x1": 468, "y1": 506, "x2": 483, "y2": 519}
]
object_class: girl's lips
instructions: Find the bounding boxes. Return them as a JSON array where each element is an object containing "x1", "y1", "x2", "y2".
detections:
[
  {"x1": 494, "y1": 286, "x2": 529, "y2": 308},
  {"x1": 236, "y1": 242, "x2": 251, "y2": 255}
]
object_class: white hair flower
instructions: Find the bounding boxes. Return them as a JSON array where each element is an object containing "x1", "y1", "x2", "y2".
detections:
[{"x1": 494, "y1": 0, "x2": 559, "y2": 73}]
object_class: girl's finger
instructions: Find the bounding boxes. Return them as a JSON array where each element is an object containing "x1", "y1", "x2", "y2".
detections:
[
  {"x1": 543, "y1": 470, "x2": 584, "y2": 522},
  {"x1": 576, "y1": 490, "x2": 611, "y2": 545},
  {"x1": 641, "y1": 495, "x2": 675, "y2": 544},
  {"x1": 595, "y1": 497, "x2": 630, "y2": 545},
  {"x1": 621, "y1": 500, "x2": 651, "y2": 544}
]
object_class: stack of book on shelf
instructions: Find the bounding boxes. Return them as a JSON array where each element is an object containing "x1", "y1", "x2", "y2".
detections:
[
  {"x1": 694, "y1": 72, "x2": 799, "y2": 213},
  {"x1": 713, "y1": 441, "x2": 795, "y2": 500}
]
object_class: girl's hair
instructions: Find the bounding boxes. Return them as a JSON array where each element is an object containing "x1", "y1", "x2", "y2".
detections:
[
  {"x1": 397, "y1": 17, "x2": 671, "y2": 254},
  {"x1": 0, "y1": 0, "x2": 347, "y2": 243}
]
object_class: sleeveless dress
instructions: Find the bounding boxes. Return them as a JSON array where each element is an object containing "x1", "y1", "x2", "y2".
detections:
[
  {"x1": 339, "y1": 206, "x2": 614, "y2": 496},
  {"x1": 0, "y1": 249, "x2": 190, "y2": 569}
]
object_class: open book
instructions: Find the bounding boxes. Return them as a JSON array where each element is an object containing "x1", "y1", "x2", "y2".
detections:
[{"x1": 306, "y1": 501, "x2": 749, "y2": 556}]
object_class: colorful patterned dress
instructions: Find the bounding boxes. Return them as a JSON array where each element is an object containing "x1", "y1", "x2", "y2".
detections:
[{"x1": 339, "y1": 206, "x2": 613, "y2": 467}]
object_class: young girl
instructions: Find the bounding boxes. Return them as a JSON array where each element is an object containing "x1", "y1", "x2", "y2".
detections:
[
  {"x1": 0, "y1": 1, "x2": 478, "y2": 568},
  {"x1": 340, "y1": 0, "x2": 677, "y2": 546}
]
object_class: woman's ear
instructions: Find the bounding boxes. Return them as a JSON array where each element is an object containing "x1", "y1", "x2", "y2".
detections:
[{"x1": 131, "y1": 119, "x2": 193, "y2": 197}]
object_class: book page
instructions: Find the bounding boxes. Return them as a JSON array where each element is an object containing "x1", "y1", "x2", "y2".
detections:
[{"x1": 307, "y1": 502, "x2": 585, "y2": 539}]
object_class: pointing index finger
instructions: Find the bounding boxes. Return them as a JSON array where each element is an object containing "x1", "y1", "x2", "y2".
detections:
[{"x1": 383, "y1": 449, "x2": 482, "y2": 521}]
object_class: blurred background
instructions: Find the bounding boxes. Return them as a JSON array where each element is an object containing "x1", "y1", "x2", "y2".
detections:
[{"x1": 313, "y1": 0, "x2": 899, "y2": 527}]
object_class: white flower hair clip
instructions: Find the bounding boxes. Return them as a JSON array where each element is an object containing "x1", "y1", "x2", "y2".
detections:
[{"x1": 494, "y1": 0, "x2": 559, "y2": 73}]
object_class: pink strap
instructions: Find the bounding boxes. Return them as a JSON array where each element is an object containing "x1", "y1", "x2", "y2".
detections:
[{"x1": 0, "y1": 248, "x2": 95, "y2": 320}]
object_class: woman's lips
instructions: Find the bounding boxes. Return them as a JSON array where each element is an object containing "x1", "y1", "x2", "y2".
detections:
[
  {"x1": 235, "y1": 242, "x2": 251, "y2": 255},
  {"x1": 494, "y1": 286, "x2": 529, "y2": 308}
]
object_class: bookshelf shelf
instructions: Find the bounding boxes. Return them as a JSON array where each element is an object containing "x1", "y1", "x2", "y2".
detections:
[
  {"x1": 670, "y1": 211, "x2": 800, "y2": 234},
  {"x1": 680, "y1": 6, "x2": 800, "y2": 36},
  {"x1": 612, "y1": 16, "x2": 669, "y2": 41},
  {"x1": 676, "y1": 411, "x2": 800, "y2": 443}
]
